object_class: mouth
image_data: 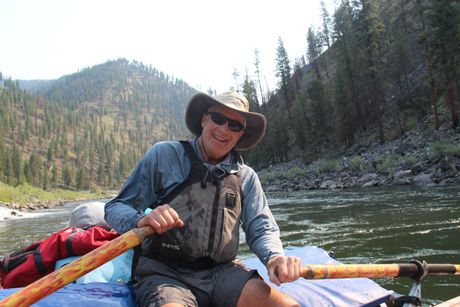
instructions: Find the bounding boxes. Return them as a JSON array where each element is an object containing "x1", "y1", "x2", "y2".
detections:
[{"x1": 212, "y1": 134, "x2": 228, "y2": 143}]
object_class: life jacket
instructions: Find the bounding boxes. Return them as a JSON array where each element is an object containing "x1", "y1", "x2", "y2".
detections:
[
  {"x1": 0, "y1": 226, "x2": 119, "y2": 288},
  {"x1": 141, "y1": 141, "x2": 243, "y2": 268}
]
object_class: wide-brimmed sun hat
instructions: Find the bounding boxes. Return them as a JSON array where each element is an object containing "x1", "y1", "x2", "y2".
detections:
[{"x1": 185, "y1": 91, "x2": 267, "y2": 151}]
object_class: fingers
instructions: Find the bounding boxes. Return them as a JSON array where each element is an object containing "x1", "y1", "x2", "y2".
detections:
[
  {"x1": 267, "y1": 255, "x2": 302, "y2": 285},
  {"x1": 268, "y1": 264, "x2": 281, "y2": 286},
  {"x1": 137, "y1": 204, "x2": 184, "y2": 234}
]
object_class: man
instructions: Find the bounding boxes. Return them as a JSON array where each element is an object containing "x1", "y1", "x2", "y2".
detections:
[{"x1": 105, "y1": 91, "x2": 301, "y2": 307}]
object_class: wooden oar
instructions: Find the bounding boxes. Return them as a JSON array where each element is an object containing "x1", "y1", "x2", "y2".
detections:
[
  {"x1": 0, "y1": 226, "x2": 154, "y2": 307},
  {"x1": 2, "y1": 231, "x2": 459, "y2": 307},
  {"x1": 301, "y1": 263, "x2": 460, "y2": 280}
]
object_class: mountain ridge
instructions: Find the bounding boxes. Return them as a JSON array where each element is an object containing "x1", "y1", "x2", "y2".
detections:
[{"x1": 0, "y1": 58, "x2": 197, "y2": 190}]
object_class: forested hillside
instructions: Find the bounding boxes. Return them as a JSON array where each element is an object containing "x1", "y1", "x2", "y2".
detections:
[
  {"x1": 0, "y1": 59, "x2": 196, "y2": 190},
  {"x1": 1, "y1": 0, "x2": 459, "y2": 193},
  {"x1": 240, "y1": 0, "x2": 459, "y2": 168}
]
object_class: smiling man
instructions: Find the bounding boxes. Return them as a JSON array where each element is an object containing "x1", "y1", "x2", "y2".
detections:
[{"x1": 105, "y1": 91, "x2": 301, "y2": 307}]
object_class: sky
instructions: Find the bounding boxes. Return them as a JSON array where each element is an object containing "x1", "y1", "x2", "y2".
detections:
[{"x1": 0, "y1": 0, "x2": 335, "y2": 94}]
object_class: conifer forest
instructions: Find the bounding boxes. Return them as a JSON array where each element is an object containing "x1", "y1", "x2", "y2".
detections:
[{"x1": 0, "y1": 0, "x2": 459, "y2": 191}]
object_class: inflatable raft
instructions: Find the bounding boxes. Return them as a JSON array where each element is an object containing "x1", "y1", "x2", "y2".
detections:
[{"x1": 0, "y1": 246, "x2": 392, "y2": 306}]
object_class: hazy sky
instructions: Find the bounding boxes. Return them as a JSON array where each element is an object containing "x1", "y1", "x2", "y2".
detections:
[{"x1": 1, "y1": 0, "x2": 334, "y2": 93}]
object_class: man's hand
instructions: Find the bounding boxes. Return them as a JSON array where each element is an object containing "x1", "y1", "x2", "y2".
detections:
[
  {"x1": 267, "y1": 255, "x2": 302, "y2": 286},
  {"x1": 136, "y1": 204, "x2": 184, "y2": 234}
]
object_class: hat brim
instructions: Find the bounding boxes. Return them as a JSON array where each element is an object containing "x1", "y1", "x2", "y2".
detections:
[{"x1": 185, "y1": 93, "x2": 267, "y2": 151}]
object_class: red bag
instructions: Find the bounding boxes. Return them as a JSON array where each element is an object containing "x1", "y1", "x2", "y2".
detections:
[{"x1": 0, "y1": 226, "x2": 119, "y2": 288}]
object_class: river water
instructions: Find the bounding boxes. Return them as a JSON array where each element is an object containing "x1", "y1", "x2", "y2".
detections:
[{"x1": 1, "y1": 185, "x2": 459, "y2": 305}]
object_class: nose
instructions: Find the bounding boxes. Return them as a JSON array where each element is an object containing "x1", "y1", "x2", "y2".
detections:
[{"x1": 218, "y1": 121, "x2": 232, "y2": 134}]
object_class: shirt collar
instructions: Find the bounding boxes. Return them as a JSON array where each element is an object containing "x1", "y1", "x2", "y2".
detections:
[{"x1": 191, "y1": 138, "x2": 242, "y2": 173}]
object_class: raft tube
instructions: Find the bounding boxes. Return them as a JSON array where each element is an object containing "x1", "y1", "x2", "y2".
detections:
[{"x1": 0, "y1": 246, "x2": 392, "y2": 306}]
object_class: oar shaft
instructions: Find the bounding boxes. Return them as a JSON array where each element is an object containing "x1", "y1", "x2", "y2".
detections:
[
  {"x1": 301, "y1": 264, "x2": 402, "y2": 279},
  {"x1": 301, "y1": 263, "x2": 460, "y2": 280},
  {"x1": 0, "y1": 226, "x2": 154, "y2": 307}
]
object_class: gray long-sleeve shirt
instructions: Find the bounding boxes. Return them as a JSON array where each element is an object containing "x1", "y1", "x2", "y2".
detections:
[{"x1": 104, "y1": 138, "x2": 284, "y2": 265}]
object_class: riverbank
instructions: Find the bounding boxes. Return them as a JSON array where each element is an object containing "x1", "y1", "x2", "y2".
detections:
[
  {"x1": 1, "y1": 122, "x2": 458, "y2": 213},
  {"x1": 0, "y1": 198, "x2": 107, "y2": 221},
  {"x1": 0, "y1": 183, "x2": 114, "y2": 220},
  {"x1": 259, "y1": 121, "x2": 460, "y2": 192}
]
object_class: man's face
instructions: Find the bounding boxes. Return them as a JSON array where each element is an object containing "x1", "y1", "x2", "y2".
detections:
[{"x1": 198, "y1": 105, "x2": 245, "y2": 163}]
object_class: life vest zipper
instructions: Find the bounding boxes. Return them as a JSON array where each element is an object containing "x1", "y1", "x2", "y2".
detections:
[{"x1": 208, "y1": 177, "x2": 222, "y2": 254}]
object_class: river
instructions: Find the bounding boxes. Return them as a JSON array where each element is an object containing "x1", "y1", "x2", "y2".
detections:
[{"x1": 1, "y1": 185, "x2": 459, "y2": 305}]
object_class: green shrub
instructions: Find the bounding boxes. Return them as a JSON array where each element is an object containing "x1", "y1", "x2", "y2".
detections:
[
  {"x1": 401, "y1": 154, "x2": 418, "y2": 168},
  {"x1": 259, "y1": 166, "x2": 308, "y2": 185},
  {"x1": 350, "y1": 156, "x2": 366, "y2": 172},
  {"x1": 431, "y1": 141, "x2": 460, "y2": 159},
  {"x1": 317, "y1": 159, "x2": 343, "y2": 174},
  {"x1": 286, "y1": 167, "x2": 307, "y2": 179},
  {"x1": 0, "y1": 182, "x2": 109, "y2": 204},
  {"x1": 375, "y1": 154, "x2": 401, "y2": 174},
  {"x1": 259, "y1": 171, "x2": 280, "y2": 185}
]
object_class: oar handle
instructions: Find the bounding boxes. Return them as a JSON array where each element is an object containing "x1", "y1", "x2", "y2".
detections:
[
  {"x1": 301, "y1": 263, "x2": 460, "y2": 280},
  {"x1": 0, "y1": 226, "x2": 154, "y2": 307}
]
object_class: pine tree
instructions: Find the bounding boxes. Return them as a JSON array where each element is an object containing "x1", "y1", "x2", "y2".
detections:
[
  {"x1": 427, "y1": 0, "x2": 460, "y2": 128},
  {"x1": 62, "y1": 163, "x2": 72, "y2": 188},
  {"x1": 11, "y1": 146, "x2": 24, "y2": 186},
  {"x1": 320, "y1": 0, "x2": 332, "y2": 48},
  {"x1": 385, "y1": 0, "x2": 418, "y2": 137},
  {"x1": 253, "y1": 49, "x2": 267, "y2": 105},
  {"x1": 415, "y1": 0, "x2": 440, "y2": 129},
  {"x1": 307, "y1": 27, "x2": 323, "y2": 81},
  {"x1": 332, "y1": 0, "x2": 367, "y2": 137},
  {"x1": 318, "y1": 0, "x2": 332, "y2": 78},
  {"x1": 42, "y1": 162, "x2": 49, "y2": 190},
  {"x1": 51, "y1": 164, "x2": 58, "y2": 185},
  {"x1": 97, "y1": 164, "x2": 105, "y2": 186},
  {"x1": 333, "y1": 69, "x2": 356, "y2": 147},
  {"x1": 0, "y1": 137, "x2": 4, "y2": 179},
  {"x1": 242, "y1": 72, "x2": 260, "y2": 112},
  {"x1": 359, "y1": 0, "x2": 388, "y2": 144},
  {"x1": 3, "y1": 148, "x2": 13, "y2": 185},
  {"x1": 275, "y1": 37, "x2": 294, "y2": 121},
  {"x1": 26, "y1": 153, "x2": 41, "y2": 186},
  {"x1": 291, "y1": 93, "x2": 311, "y2": 150},
  {"x1": 268, "y1": 111, "x2": 289, "y2": 162},
  {"x1": 76, "y1": 167, "x2": 88, "y2": 190}
]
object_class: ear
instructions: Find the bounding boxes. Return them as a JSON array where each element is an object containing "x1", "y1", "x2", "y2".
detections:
[{"x1": 201, "y1": 114, "x2": 208, "y2": 128}]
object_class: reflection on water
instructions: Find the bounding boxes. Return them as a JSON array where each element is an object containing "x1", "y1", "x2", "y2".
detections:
[
  {"x1": 269, "y1": 186, "x2": 460, "y2": 303},
  {"x1": 1, "y1": 187, "x2": 459, "y2": 304},
  {"x1": 240, "y1": 185, "x2": 460, "y2": 305}
]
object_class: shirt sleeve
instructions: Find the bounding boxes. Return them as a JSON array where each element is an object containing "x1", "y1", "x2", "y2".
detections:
[
  {"x1": 240, "y1": 166, "x2": 284, "y2": 266},
  {"x1": 104, "y1": 141, "x2": 189, "y2": 234}
]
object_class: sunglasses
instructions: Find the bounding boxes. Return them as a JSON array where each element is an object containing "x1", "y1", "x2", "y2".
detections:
[{"x1": 205, "y1": 112, "x2": 246, "y2": 132}]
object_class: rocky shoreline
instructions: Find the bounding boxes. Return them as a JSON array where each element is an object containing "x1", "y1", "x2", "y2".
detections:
[
  {"x1": 0, "y1": 200, "x2": 68, "y2": 220},
  {"x1": 259, "y1": 123, "x2": 460, "y2": 192},
  {"x1": 0, "y1": 200, "x2": 67, "y2": 212},
  {"x1": 0, "y1": 197, "x2": 110, "y2": 220},
  {"x1": 1, "y1": 124, "x2": 458, "y2": 216}
]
